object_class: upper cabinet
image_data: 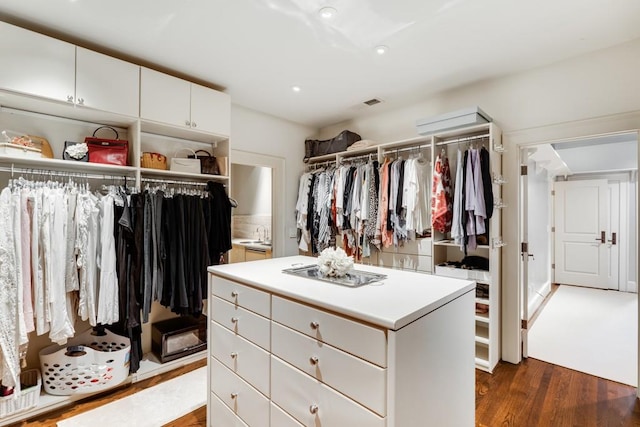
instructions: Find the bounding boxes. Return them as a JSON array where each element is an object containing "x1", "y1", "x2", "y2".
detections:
[
  {"x1": 0, "y1": 21, "x2": 75, "y2": 103},
  {"x1": 75, "y1": 47, "x2": 140, "y2": 117},
  {"x1": 0, "y1": 22, "x2": 140, "y2": 118},
  {"x1": 140, "y1": 67, "x2": 230, "y2": 137}
]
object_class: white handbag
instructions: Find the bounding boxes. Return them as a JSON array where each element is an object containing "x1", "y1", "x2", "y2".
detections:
[{"x1": 170, "y1": 148, "x2": 201, "y2": 174}]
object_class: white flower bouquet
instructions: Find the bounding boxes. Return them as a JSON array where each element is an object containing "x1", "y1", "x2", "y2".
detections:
[{"x1": 317, "y1": 247, "x2": 354, "y2": 278}]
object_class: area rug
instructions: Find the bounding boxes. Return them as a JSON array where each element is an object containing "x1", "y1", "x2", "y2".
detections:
[
  {"x1": 528, "y1": 285, "x2": 637, "y2": 386},
  {"x1": 57, "y1": 366, "x2": 207, "y2": 427}
]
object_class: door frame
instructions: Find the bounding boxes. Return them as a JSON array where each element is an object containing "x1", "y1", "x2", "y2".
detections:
[
  {"x1": 230, "y1": 149, "x2": 286, "y2": 258},
  {"x1": 501, "y1": 110, "x2": 640, "y2": 395}
]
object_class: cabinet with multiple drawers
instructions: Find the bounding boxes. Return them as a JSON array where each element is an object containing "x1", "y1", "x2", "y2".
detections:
[{"x1": 208, "y1": 256, "x2": 475, "y2": 426}]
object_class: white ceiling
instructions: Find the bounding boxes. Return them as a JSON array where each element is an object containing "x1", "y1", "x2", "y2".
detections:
[{"x1": 1, "y1": 0, "x2": 640, "y2": 128}]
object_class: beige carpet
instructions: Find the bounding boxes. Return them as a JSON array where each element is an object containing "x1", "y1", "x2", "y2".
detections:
[
  {"x1": 528, "y1": 285, "x2": 637, "y2": 386},
  {"x1": 57, "y1": 366, "x2": 207, "y2": 427}
]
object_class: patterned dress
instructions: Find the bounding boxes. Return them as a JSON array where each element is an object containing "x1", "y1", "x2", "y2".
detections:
[{"x1": 431, "y1": 153, "x2": 453, "y2": 233}]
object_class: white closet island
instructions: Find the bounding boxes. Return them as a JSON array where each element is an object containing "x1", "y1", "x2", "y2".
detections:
[{"x1": 207, "y1": 256, "x2": 475, "y2": 427}]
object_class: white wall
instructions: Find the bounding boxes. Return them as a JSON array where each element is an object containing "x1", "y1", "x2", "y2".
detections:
[
  {"x1": 231, "y1": 105, "x2": 315, "y2": 256},
  {"x1": 316, "y1": 37, "x2": 640, "y2": 364}
]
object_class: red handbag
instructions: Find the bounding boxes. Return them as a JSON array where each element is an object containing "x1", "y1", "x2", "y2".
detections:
[{"x1": 85, "y1": 126, "x2": 129, "y2": 166}]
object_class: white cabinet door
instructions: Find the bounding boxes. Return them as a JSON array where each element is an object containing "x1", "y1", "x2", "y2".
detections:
[
  {"x1": 191, "y1": 83, "x2": 231, "y2": 136},
  {"x1": 0, "y1": 21, "x2": 75, "y2": 103},
  {"x1": 140, "y1": 67, "x2": 190, "y2": 128},
  {"x1": 76, "y1": 47, "x2": 139, "y2": 117}
]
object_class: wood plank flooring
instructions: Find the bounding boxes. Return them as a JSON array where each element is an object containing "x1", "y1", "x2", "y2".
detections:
[{"x1": 9, "y1": 357, "x2": 640, "y2": 426}]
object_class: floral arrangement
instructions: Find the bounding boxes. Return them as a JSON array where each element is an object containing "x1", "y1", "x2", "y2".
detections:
[{"x1": 317, "y1": 247, "x2": 354, "y2": 278}]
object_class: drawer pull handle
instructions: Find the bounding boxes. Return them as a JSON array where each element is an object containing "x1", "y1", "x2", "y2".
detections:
[
  {"x1": 310, "y1": 321, "x2": 319, "y2": 330},
  {"x1": 231, "y1": 317, "x2": 239, "y2": 323},
  {"x1": 309, "y1": 404, "x2": 319, "y2": 414},
  {"x1": 310, "y1": 356, "x2": 319, "y2": 365},
  {"x1": 230, "y1": 352, "x2": 238, "y2": 359},
  {"x1": 231, "y1": 392, "x2": 238, "y2": 399},
  {"x1": 231, "y1": 290, "x2": 238, "y2": 298}
]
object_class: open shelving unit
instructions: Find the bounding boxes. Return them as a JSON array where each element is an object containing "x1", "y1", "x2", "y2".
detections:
[{"x1": 304, "y1": 122, "x2": 504, "y2": 373}]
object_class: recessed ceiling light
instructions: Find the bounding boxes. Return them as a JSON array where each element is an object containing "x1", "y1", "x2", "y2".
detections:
[
  {"x1": 318, "y1": 6, "x2": 337, "y2": 19},
  {"x1": 375, "y1": 45, "x2": 389, "y2": 55},
  {"x1": 292, "y1": 85, "x2": 301, "y2": 93}
]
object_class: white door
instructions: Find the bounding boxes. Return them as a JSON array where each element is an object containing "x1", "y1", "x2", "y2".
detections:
[{"x1": 554, "y1": 179, "x2": 618, "y2": 289}]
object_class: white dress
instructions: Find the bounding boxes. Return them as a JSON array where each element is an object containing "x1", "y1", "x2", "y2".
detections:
[
  {"x1": 0, "y1": 187, "x2": 21, "y2": 391},
  {"x1": 97, "y1": 194, "x2": 119, "y2": 325}
]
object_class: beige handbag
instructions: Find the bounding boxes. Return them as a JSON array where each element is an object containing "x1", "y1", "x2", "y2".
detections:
[{"x1": 170, "y1": 148, "x2": 201, "y2": 174}]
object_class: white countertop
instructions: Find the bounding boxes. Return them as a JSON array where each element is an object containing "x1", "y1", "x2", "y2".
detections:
[
  {"x1": 208, "y1": 256, "x2": 474, "y2": 330},
  {"x1": 231, "y1": 238, "x2": 272, "y2": 251}
]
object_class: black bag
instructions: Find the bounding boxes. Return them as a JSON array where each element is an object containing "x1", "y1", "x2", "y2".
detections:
[
  {"x1": 188, "y1": 149, "x2": 220, "y2": 175},
  {"x1": 304, "y1": 130, "x2": 361, "y2": 161},
  {"x1": 62, "y1": 141, "x2": 89, "y2": 161}
]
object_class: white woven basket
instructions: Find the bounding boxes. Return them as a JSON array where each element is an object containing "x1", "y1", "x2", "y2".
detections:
[
  {"x1": 39, "y1": 329, "x2": 130, "y2": 395},
  {"x1": 0, "y1": 369, "x2": 41, "y2": 417}
]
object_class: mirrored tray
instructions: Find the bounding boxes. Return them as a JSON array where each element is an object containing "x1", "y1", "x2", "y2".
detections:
[{"x1": 282, "y1": 264, "x2": 387, "y2": 288}]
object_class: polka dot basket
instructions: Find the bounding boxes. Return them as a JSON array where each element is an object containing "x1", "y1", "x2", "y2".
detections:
[{"x1": 38, "y1": 328, "x2": 130, "y2": 396}]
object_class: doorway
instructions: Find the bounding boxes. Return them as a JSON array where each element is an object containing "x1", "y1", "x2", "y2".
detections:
[
  {"x1": 519, "y1": 131, "x2": 638, "y2": 386},
  {"x1": 229, "y1": 149, "x2": 285, "y2": 258}
]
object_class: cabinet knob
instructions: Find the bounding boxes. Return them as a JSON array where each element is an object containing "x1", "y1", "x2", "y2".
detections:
[
  {"x1": 310, "y1": 321, "x2": 319, "y2": 330},
  {"x1": 185, "y1": 120, "x2": 191, "y2": 126},
  {"x1": 66, "y1": 95, "x2": 74, "y2": 102},
  {"x1": 310, "y1": 356, "x2": 319, "y2": 365},
  {"x1": 230, "y1": 352, "x2": 238, "y2": 359},
  {"x1": 191, "y1": 122, "x2": 197, "y2": 128},
  {"x1": 231, "y1": 290, "x2": 238, "y2": 298},
  {"x1": 77, "y1": 97, "x2": 85, "y2": 105},
  {"x1": 231, "y1": 317, "x2": 239, "y2": 323},
  {"x1": 231, "y1": 392, "x2": 238, "y2": 399},
  {"x1": 309, "y1": 404, "x2": 319, "y2": 414}
]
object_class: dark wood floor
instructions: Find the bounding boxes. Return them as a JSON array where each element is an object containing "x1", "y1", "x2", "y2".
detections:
[{"x1": 10, "y1": 357, "x2": 640, "y2": 426}]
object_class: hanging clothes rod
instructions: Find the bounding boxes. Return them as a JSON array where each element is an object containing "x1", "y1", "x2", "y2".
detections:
[
  {"x1": 0, "y1": 165, "x2": 130, "y2": 181},
  {"x1": 382, "y1": 144, "x2": 428, "y2": 156},
  {"x1": 339, "y1": 152, "x2": 375, "y2": 163},
  {"x1": 435, "y1": 133, "x2": 490, "y2": 146},
  {"x1": 140, "y1": 177, "x2": 209, "y2": 186},
  {"x1": 306, "y1": 160, "x2": 334, "y2": 170}
]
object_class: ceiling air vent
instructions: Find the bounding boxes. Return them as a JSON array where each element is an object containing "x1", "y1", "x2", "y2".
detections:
[{"x1": 363, "y1": 98, "x2": 382, "y2": 106}]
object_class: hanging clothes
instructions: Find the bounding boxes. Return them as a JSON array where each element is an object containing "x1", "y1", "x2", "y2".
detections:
[
  {"x1": 464, "y1": 148, "x2": 487, "y2": 250},
  {"x1": 431, "y1": 152, "x2": 453, "y2": 234},
  {"x1": 451, "y1": 148, "x2": 465, "y2": 248}
]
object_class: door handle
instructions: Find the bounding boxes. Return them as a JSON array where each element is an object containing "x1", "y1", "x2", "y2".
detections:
[
  {"x1": 595, "y1": 231, "x2": 605, "y2": 244},
  {"x1": 608, "y1": 232, "x2": 617, "y2": 245}
]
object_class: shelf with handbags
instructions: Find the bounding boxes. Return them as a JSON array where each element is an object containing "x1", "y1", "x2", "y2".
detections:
[
  {"x1": 139, "y1": 131, "x2": 229, "y2": 182},
  {"x1": 0, "y1": 107, "x2": 229, "y2": 186}
]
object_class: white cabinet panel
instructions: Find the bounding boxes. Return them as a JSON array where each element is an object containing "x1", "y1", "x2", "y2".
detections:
[
  {"x1": 271, "y1": 403, "x2": 304, "y2": 427},
  {"x1": 271, "y1": 322, "x2": 386, "y2": 416},
  {"x1": 76, "y1": 47, "x2": 139, "y2": 117},
  {"x1": 212, "y1": 277, "x2": 270, "y2": 318},
  {"x1": 191, "y1": 83, "x2": 231, "y2": 136},
  {"x1": 272, "y1": 296, "x2": 387, "y2": 368},
  {"x1": 0, "y1": 21, "x2": 75, "y2": 103},
  {"x1": 210, "y1": 357, "x2": 270, "y2": 427},
  {"x1": 140, "y1": 67, "x2": 230, "y2": 136},
  {"x1": 271, "y1": 356, "x2": 385, "y2": 427},
  {"x1": 210, "y1": 321, "x2": 270, "y2": 396},
  {"x1": 140, "y1": 67, "x2": 191, "y2": 128},
  {"x1": 210, "y1": 392, "x2": 249, "y2": 427},
  {"x1": 210, "y1": 297, "x2": 270, "y2": 351}
]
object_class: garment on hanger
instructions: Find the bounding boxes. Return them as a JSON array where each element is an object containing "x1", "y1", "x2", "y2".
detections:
[{"x1": 431, "y1": 152, "x2": 453, "y2": 233}]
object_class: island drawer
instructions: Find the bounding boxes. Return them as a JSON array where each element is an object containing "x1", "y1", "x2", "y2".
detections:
[
  {"x1": 210, "y1": 321, "x2": 270, "y2": 396},
  {"x1": 211, "y1": 296, "x2": 270, "y2": 351},
  {"x1": 272, "y1": 296, "x2": 387, "y2": 368},
  {"x1": 210, "y1": 357, "x2": 269, "y2": 427},
  {"x1": 212, "y1": 277, "x2": 270, "y2": 318},
  {"x1": 271, "y1": 355, "x2": 385, "y2": 427},
  {"x1": 271, "y1": 321, "x2": 386, "y2": 416}
]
